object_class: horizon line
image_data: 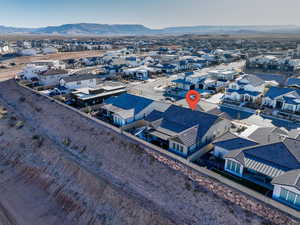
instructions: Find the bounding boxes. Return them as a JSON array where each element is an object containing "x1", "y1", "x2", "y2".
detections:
[{"x1": 0, "y1": 23, "x2": 298, "y2": 29}]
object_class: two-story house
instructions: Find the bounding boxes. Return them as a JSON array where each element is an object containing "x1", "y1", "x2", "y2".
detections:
[
  {"x1": 59, "y1": 74, "x2": 99, "y2": 90},
  {"x1": 262, "y1": 86, "x2": 300, "y2": 113},
  {"x1": 224, "y1": 74, "x2": 266, "y2": 103},
  {"x1": 38, "y1": 69, "x2": 70, "y2": 86}
]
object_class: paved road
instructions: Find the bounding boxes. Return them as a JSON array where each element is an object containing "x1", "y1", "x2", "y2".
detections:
[
  {"x1": 128, "y1": 60, "x2": 245, "y2": 102},
  {"x1": 128, "y1": 75, "x2": 177, "y2": 101}
]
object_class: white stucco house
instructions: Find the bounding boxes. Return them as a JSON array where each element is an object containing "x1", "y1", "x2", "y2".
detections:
[
  {"x1": 18, "y1": 65, "x2": 48, "y2": 80},
  {"x1": 224, "y1": 74, "x2": 266, "y2": 103},
  {"x1": 59, "y1": 74, "x2": 99, "y2": 90},
  {"x1": 38, "y1": 69, "x2": 70, "y2": 86},
  {"x1": 262, "y1": 86, "x2": 300, "y2": 113}
]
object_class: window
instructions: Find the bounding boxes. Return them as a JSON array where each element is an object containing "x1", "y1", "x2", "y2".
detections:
[
  {"x1": 280, "y1": 188, "x2": 300, "y2": 207},
  {"x1": 226, "y1": 160, "x2": 241, "y2": 174},
  {"x1": 287, "y1": 191, "x2": 296, "y2": 204},
  {"x1": 180, "y1": 146, "x2": 183, "y2": 152},
  {"x1": 295, "y1": 195, "x2": 300, "y2": 207},
  {"x1": 280, "y1": 188, "x2": 289, "y2": 201}
]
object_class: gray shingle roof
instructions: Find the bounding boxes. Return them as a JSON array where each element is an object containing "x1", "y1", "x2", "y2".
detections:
[
  {"x1": 237, "y1": 74, "x2": 265, "y2": 87},
  {"x1": 104, "y1": 93, "x2": 153, "y2": 116},
  {"x1": 272, "y1": 169, "x2": 300, "y2": 190},
  {"x1": 264, "y1": 86, "x2": 300, "y2": 100},
  {"x1": 62, "y1": 74, "x2": 98, "y2": 83},
  {"x1": 287, "y1": 78, "x2": 300, "y2": 87},
  {"x1": 247, "y1": 127, "x2": 287, "y2": 144},
  {"x1": 172, "y1": 125, "x2": 199, "y2": 147},
  {"x1": 214, "y1": 137, "x2": 258, "y2": 151},
  {"x1": 225, "y1": 138, "x2": 300, "y2": 172},
  {"x1": 145, "y1": 105, "x2": 221, "y2": 146}
]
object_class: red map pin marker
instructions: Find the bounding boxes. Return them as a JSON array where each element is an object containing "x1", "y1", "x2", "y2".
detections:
[{"x1": 186, "y1": 90, "x2": 201, "y2": 111}]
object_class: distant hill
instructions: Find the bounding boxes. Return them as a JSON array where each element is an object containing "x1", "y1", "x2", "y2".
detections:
[
  {"x1": 0, "y1": 23, "x2": 300, "y2": 36},
  {"x1": 34, "y1": 23, "x2": 152, "y2": 35}
]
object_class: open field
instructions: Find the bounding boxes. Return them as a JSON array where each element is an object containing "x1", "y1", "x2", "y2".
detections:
[{"x1": 0, "y1": 50, "x2": 104, "y2": 81}]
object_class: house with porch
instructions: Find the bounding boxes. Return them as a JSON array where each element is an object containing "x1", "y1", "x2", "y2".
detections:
[
  {"x1": 224, "y1": 138, "x2": 300, "y2": 210},
  {"x1": 224, "y1": 74, "x2": 266, "y2": 103},
  {"x1": 142, "y1": 105, "x2": 231, "y2": 157},
  {"x1": 262, "y1": 86, "x2": 300, "y2": 113}
]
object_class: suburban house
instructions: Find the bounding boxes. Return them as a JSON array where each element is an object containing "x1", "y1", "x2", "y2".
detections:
[
  {"x1": 18, "y1": 64, "x2": 48, "y2": 81},
  {"x1": 224, "y1": 138, "x2": 300, "y2": 209},
  {"x1": 172, "y1": 71, "x2": 208, "y2": 91},
  {"x1": 262, "y1": 86, "x2": 300, "y2": 113},
  {"x1": 287, "y1": 78, "x2": 300, "y2": 89},
  {"x1": 59, "y1": 74, "x2": 99, "y2": 90},
  {"x1": 212, "y1": 132, "x2": 258, "y2": 159},
  {"x1": 246, "y1": 126, "x2": 289, "y2": 144},
  {"x1": 272, "y1": 169, "x2": 300, "y2": 210},
  {"x1": 38, "y1": 69, "x2": 70, "y2": 86},
  {"x1": 101, "y1": 93, "x2": 170, "y2": 127},
  {"x1": 123, "y1": 66, "x2": 156, "y2": 80},
  {"x1": 173, "y1": 69, "x2": 238, "y2": 92},
  {"x1": 71, "y1": 82, "x2": 127, "y2": 107},
  {"x1": 224, "y1": 74, "x2": 266, "y2": 103},
  {"x1": 31, "y1": 60, "x2": 65, "y2": 69},
  {"x1": 142, "y1": 105, "x2": 231, "y2": 157},
  {"x1": 207, "y1": 69, "x2": 238, "y2": 81}
]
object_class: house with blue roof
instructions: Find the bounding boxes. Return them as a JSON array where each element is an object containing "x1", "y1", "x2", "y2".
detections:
[
  {"x1": 262, "y1": 86, "x2": 300, "y2": 113},
  {"x1": 142, "y1": 105, "x2": 230, "y2": 157},
  {"x1": 223, "y1": 138, "x2": 300, "y2": 210},
  {"x1": 224, "y1": 74, "x2": 266, "y2": 103},
  {"x1": 101, "y1": 93, "x2": 170, "y2": 127},
  {"x1": 212, "y1": 132, "x2": 258, "y2": 159},
  {"x1": 287, "y1": 78, "x2": 300, "y2": 89}
]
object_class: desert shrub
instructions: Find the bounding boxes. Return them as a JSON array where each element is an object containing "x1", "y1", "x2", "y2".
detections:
[
  {"x1": 10, "y1": 115, "x2": 17, "y2": 120},
  {"x1": 237, "y1": 126, "x2": 246, "y2": 133},
  {"x1": 63, "y1": 137, "x2": 71, "y2": 146},
  {"x1": 261, "y1": 220, "x2": 276, "y2": 225},
  {"x1": 32, "y1": 135, "x2": 44, "y2": 147},
  {"x1": 19, "y1": 96, "x2": 26, "y2": 102},
  {"x1": 184, "y1": 181, "x2": 192, "y2": 191},
  {"x1": 81, "y1": 145, "x2": 87, "y2": 153},
  {"x1": 35, "y1": 107, "x2": 42, "y2": 112},
  {"x1": 32, "y1": 135, "x2": 40, "y2": 140},
  {"x1": 15, "y1": 121, "x2": 24, "y2": 129}
]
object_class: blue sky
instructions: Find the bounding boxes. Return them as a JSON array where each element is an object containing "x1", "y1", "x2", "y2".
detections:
[{"x1": 1, "y1": 0, "x2": 300, "y2": 28}]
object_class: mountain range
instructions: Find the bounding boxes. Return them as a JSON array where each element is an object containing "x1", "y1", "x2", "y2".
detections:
[{"x1": 1, "y1": 23, "x2": 300, "y2": 36}]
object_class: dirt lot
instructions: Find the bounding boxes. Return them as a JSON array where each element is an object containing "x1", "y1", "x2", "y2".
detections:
[
  {"x1": 0, "y1": 79, "x2": 299, "y2": 225},
  {"x1": 0, "y1": 50, "x2": 104, "y2": 81}
]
